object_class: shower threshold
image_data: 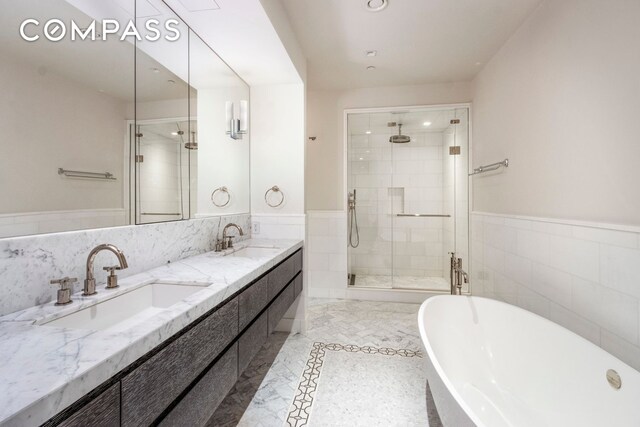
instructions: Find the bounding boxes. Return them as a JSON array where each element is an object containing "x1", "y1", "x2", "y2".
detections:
[{"x1": 350, "y1": 275, "x2": 449, "y2": 291}]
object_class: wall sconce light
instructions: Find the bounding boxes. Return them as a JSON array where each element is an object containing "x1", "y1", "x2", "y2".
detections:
[{"x1": 225, "y1": 100, "x2": 248, "y2": 140}]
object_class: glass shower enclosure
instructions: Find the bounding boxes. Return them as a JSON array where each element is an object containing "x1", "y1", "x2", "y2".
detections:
[
  {"x1": 132, "y1": 119, "x2": 197, "y2": 225},
  {"x1": 346, "y1": 106, "x2": 469, "y2": 293}
]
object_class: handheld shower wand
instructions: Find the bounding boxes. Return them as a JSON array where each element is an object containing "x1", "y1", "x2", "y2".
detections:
[{"x1": 348, "y1": 190, "x2": 360, "y2": 248}]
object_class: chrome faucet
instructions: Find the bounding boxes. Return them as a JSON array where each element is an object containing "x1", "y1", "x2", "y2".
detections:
[
  {"x1": 449, "y1": 252, "x2": 468, "y2": 295},
  {"x1": 219, "y1": 223, "x2": 244, "y2": 250},
  {"x1": 84, "y1": 244, "x2": 128, "y2": 296}
]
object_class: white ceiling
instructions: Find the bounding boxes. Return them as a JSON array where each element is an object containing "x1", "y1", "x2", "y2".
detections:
[
  {"x1": 280, "y1": 0, "x2": 542, "y2": 90},
  {"x1": 164, "y1": 0, "x2": 303, "y2": 86}
]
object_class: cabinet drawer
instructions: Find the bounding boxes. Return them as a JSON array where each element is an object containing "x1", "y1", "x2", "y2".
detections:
[
  {"x1": 292, "y1": 249, "x2": 303, "y2": 275},
  {"x1": 159, "y1": 344, "x2": 238, "y2": 427},
  {"x1": 267, "y1": 256, "x2": 294, "y2": 300},
  {"x1": 121, "y1": 299, "x2": 238, "y2": 427},
  {"x1": 268, "y1": 282, "x2": 295, "y2": 334},
  {"x1": 293, "y1": 273, "x2": 303, "y2": 298},
  {"x1": 57, "y1": 383, "x2": 120, "y2": 427},
  {"x1": 238, "y1": 275, "x2": 268, "y2": 330},
  {"x1": 238, "y1": 312, "x2": 268, "y2": 374}
]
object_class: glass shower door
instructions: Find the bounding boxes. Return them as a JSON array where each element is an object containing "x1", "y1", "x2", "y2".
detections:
[
  {"x1": 389, "y1": 108, "x2": 469, "y2": 291},
  {"x1": 346, "y1": 107, "x2": 469, "y2": 293},
  {"x1": 347, "y1": 112, "x2": 394, "y2": 288},
  {"x1": 134, "y1": 120, "x2": 194, "y2": 224}
]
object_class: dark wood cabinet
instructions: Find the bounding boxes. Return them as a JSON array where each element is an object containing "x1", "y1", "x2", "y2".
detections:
[
  {"x1": 267, "y1": 255, "x2": 294, "y2": 299},
  {"x1": 239, "y1": 275, "x2": 268, "y2": 330},
  {"x1": 47, "y1": 249, "x2": 303, "y2": 427},
  {"x1": 57, "y1": 384, "x2": 120, "y2": 427},
  {"x1": 159, "y1": 344, "x2": 238, "y2": 427},
  {"x1": 238, "y1": 312, "x2": 268, "y2": 374},
  {"x1": 294, "y1": 272, "x2": 303, "y2": 298},
  {"x1": 268, "y1": 282, "x2": 295, "y2": 334},
  {"x1": 121, "y1": 300, "x2": 238, "y2": 427}
]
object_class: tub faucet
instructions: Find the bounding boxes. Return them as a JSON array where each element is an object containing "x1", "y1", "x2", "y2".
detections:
[
  {"x1": 220, "y1": 223, "x2": 245, "y2": 250},
  {"x1": 450, "y1": 253, "x2": 468, "y2": 295},
  {"x1": 84, "y1": 244, "x2": 128, "y2": 296}
]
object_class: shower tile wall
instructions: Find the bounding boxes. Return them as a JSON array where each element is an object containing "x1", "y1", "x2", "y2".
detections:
[
  {"x1": 138, "y1": 137, "x2": 190, "y2": 223},
  {"x1": 348, "y1": 131, "x2": 445, "y2": 279}
]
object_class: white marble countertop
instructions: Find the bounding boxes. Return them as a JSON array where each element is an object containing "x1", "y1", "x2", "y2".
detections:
[{"x1": 0, "y1": 238, "x2": 303, "y2": 427}]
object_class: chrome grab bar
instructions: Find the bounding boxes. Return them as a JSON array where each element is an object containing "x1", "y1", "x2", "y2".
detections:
[
  {"x1": 58, "y1": 168, "x2": 116, "y2": 180},
  {"x1": 396, "y1": 214, "x2": 451, "y2": 218},
  {"x1": 469, "y1": 159, "x2": 509, "y2": 176}
]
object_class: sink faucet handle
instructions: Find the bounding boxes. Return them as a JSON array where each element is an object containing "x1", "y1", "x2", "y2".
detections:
[
  {"x1": 50, "y1": 277, "x2": 78, "y2": 288},
  {"x1": 50, "y1": 277, "x2": 77, "y2": 306},
  {"x1": 102, "y1": 266, "x2": 121, "y2": 289}
]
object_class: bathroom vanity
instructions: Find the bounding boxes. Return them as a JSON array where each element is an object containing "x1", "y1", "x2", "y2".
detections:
[{"x1": 0, "y1": 240, "x2": 303, "y2": 427}]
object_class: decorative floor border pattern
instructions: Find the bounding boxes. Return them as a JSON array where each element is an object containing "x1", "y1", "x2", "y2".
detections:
[{"x1": 286, "y1": 342, "x2": 423, "y2": 427}]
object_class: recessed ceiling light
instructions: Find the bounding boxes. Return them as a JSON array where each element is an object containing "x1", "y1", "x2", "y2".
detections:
[
  {"x1": 171, "y1": 132, "x2": 179, "y2": 136},
  {"x1": 367, "y1": 66, "x2": 376, "y2": 71},
  {"x1": 167, "y1": 79, "x2": 176, "y2": 84},
  {"x1": 423, "y1": 122, "x2": 432, "y2": 127},
  {"x1": 151, "y1": 68, "x2": 160, "y2": 73},
  {"x1": 365, "y1": 130, "x2": 372, "y2": 134},
  {"x1": 366, "y1": 50, "x2": 377, "y2": 57},
  {"x1": 359, "y1": 157, "x2": 364, "y2": 160},
  {"x1": 366, "y1": 0, "x2": 388, "y2": 12}
]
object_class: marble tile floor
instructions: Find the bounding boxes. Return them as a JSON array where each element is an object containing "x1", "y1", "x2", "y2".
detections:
[
  {"x1": 352, "y1": 274, "x2": 450, "y2": 291},
  {"x1": 207, "y1": 298, "x2": 442, "y2": 427}
]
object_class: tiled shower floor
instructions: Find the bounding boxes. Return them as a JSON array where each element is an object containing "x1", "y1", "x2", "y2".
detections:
[
  {"x1": 207, "y1": 298, "x2": 441, "y2": 426},
  {"x1": 352, "y1": 274, "x2": 450, "y2": 291}
]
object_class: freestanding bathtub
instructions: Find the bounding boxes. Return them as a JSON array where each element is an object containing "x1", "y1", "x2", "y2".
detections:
[{"x1": 418, "y1": 296, "x2": 640, "y2": 427}]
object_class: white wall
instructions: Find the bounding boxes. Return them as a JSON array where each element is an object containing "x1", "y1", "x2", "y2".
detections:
[
  {"x1": 307, "y1": 82, "x2": 472, "y2": 211},
  {"x1": 472, "y1": 0, "x2": 640, "y2": 225},
  {"x1": 0, "y1": 52, "x2": 127, "y2": 215},
  {"x1": 250, "y1": 83, "x2": 306, "y2": 215},
  {"x1": 470, "y1": 0, "x2": 640, "y2": 369},
  {"x1": 196, "y1": 87, "x2": 251, "y2": 216}
]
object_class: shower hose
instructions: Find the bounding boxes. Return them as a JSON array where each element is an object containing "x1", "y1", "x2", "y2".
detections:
[{"x1": 348, "y1": 202, "x2": 360, "y2": 248}]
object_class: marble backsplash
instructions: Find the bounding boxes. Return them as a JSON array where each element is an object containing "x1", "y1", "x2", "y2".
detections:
[{"x1": 0, "y1": 214, "x2": 250, "y2": 316}]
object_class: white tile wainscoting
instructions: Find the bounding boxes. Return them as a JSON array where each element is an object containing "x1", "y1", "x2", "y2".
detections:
[
  {"x1": 471, "y1": 212, "x2": 640, "y2": 370},
  {"x1": 307, "y1": 211, "x2": 348, "y2": 296},
  {"x1": 250, "y1": 214, "x2": 306, "y2": 240},
  {"x1": 250, "y1": 213, "x2": 307, "y2": 333},
  {"x1": 306, "y1": 211, "x2": 440, "y2": 304}
]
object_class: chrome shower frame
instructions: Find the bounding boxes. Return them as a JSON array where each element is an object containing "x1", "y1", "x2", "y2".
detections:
[{"x1": 343, "y1": 103, "x2": 473, "y2": 295}]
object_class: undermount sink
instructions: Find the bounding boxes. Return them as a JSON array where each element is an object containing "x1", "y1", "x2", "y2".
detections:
[
  {"x1": 229, "y1": 246, "x2": 280, "y2": 258},
  {"x1": 39, "y1": 283, "x2": 208, "y2": 332}
]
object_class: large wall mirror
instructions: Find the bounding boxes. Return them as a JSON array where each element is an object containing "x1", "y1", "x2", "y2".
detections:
[{"x1": 0, "y1": 0, "x2": 250, "y2": 238}]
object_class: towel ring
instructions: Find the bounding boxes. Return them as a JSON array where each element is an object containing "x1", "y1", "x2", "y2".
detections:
[
  {"x1": 211, "y1": 187, "x2": 231, "y2": 207},
  {"x1": 265, "y1": 186, "x2": 285, "y2": 208}
]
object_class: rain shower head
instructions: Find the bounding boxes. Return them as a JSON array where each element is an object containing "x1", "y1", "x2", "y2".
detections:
[{"x1": 389, "y1": 123, "x2": 410, "y2": 143}]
